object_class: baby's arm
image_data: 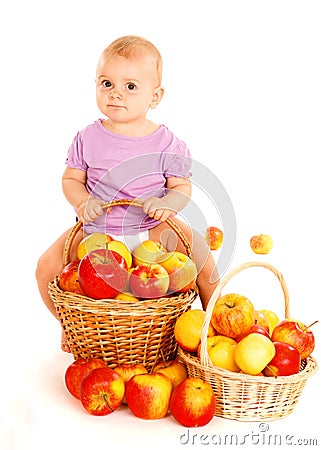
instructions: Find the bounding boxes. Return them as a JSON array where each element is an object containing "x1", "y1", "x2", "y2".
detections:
[
  {"x1": 143, "y1": 176, "x2": 192, "y2": 222},
  {"x1": 62, "y1": 167, "x2": 104, "y2": 223}
]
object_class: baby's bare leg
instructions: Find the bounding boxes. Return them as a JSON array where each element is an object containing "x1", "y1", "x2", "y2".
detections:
[
  {"x1": 35, "y1": 227, "x2": 83, "y2": 350},
  {"x1": 149, "y1": 218, "x2": 219, "y2": 310}
]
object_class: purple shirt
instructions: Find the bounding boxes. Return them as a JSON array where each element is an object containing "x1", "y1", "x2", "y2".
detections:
[{"x1": 66, "y1": 119, "x2": 192, "y2": 235}]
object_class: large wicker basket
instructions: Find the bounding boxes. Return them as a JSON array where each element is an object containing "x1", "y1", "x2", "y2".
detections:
[
  {"x1": 178, "y1": 261, "x2": 318, "y2": 421},
  {"x1": 49, "y1": 199, "x2": 198, "y2": 370}
]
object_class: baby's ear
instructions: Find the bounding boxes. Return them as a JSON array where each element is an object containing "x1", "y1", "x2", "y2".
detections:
[{"x1": 150, "y1": 86, "x2": 164, "y2": 109}]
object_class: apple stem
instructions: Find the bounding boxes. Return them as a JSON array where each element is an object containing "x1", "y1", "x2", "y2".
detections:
[
  {"x1": 306, "y1": 320, "x2": 318, "y2": 330},
  {"x1": 103, "y1": 394, "x2": 114, "y2": 412}
]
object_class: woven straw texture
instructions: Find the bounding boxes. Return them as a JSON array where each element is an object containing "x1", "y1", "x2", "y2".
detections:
[
  {"x1": 178, "y1": 261, "x2": 318, "y2": 421},
  {"x1": 49, "y1": 199, "x2": 198, "y2": 370}
]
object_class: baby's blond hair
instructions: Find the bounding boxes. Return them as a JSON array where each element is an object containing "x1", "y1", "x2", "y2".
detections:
[{"x1": 98, "y1": 35, "x2": 163, "y2": 84}]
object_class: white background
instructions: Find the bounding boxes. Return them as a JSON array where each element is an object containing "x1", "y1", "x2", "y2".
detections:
[{"x1": 1, "y1": 1, "x2": 320, "y2": 449}]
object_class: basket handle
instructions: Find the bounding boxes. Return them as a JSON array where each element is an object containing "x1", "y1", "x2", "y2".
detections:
[
  {"x1": 63, "y1": 198, "x2": 194, "y2": 266},
  {"x1": 199, "y1": 261, "x2": 290, "y2": 368}
]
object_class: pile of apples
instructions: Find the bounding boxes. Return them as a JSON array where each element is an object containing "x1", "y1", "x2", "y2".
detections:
[
  {"x1": 64, "y1": 356, "x2": 216, "y2": 427},
  {"x1": 59, "y1": 233, "x2": 197, "y2": 300},
  {"x1": 175, "y1": 295, "x2": 316, "y2": 377}
]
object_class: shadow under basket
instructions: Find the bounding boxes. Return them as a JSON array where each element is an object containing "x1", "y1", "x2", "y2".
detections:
[
  {"x1": 48, "y1": 199, "x2": 198, "y2": 370},
  {"x1": 178, "y1": 261, "x2": 318, "y2": 421}
]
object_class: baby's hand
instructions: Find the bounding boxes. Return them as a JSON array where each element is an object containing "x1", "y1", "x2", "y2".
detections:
[
  {"x1": 142, "y1": 197, "x2": 176, "y2": 222},
  {"x1": 77, "y1": 197, "x2": 104, "y2": 223}
]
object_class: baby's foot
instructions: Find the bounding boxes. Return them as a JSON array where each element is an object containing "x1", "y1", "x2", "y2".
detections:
[{"x1": 61, "y1": 329, "x2": 71, "y2": 353}]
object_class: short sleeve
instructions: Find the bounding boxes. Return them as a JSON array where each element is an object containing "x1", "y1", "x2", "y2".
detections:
[
  {"x1": 65, "y1": 132, "x2": 88, "y2": 171},
  {"x1": 163, "y1": 140, "x2": 192, "y2": 178}
]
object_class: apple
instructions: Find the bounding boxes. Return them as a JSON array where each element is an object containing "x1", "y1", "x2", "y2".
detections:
[
  {"x1": 80, "y1": 367, "x2": 125, "y2": 415},
  {"x1": 207, "y1": 339, "x2": 239, "y2": 372},
  {"x1": 78, "y1": 249, "x2": 128, "y2": 299},
  {"x1": 152, "y1": 359, "x2": 188, "y2": 389},
  {"x1": 234, "y1": 333, "x2": 276, "y2": 375},
  {"x1": 115, "y1": 292, "x2": 140, "y2": 302},
  {"x1": 210, "y1": 293, "x2": 255, "y2": 339},
  {"x1": 170, "y1": 377, "x2": 216, "y2": 427},
  {"x1": 114, "y1": 363, "x2": 148, "y2": 403},
  {"x1": 129, "y1": 263, "x2": 169, "y2": 298},
  {"x1": 126, "y1": 373, "x2": 172, "y2": 419},
  {"x1": 250, "y1": 234, "x2": 273, "y2": 254},
  {"x1": 64, "y1": 357, "x2": 106, "y2": 399},
  {"x1": 197, "y1": 335, "x2": 236, "y2": 358},
  {"x1": 174, "y1": 309, "x2": 215, "y2": 353},
  {"x1": 158, "y1": 251, "x2": 197, "y2": 293},
  {"x1": 204, "y1": 226, "x2": 224, "y2": 250},
  {"x1": 108, "y1": 240, "x2": 132, "y2": 270},
  {"x1": 264, "y1": 342, "x2": 301, "y2": 377},
  {"x1": 254, "y1": 310, "x2": 270, "y2": 332},
  {"x1": 132, "y1": 239, "x2": 166, "y2": 266},
  {"x1": 235, "y1": 324, "x2": 271, "y2": 342},
  {"x1": 271, "y1": 319, "x2": 316, "y2": 359},
  {"x1": 59, "y1": 261, "x2": 84, "y2": 294},
  {"x1": 77, "y1": 233, "x2": 113, "y2": 260},
  {"x1": 259, "y1": 309, "x2": 280, "y2": 334}
]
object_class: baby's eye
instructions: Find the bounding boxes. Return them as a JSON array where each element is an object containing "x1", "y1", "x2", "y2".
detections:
[
  {"x1": 102, "y1": 80, "x2": 112, "y2": 88},
  {"x1": 126, "y1": 83, "x2": 136, "y2": 91}
]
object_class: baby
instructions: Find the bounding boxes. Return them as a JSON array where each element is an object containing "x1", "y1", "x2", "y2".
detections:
[{"x1": 36, "y1": 35, "x2": 219, "y2": 351}]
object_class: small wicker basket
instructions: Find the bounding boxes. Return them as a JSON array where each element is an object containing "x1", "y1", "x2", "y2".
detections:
[
  {"x1": 178, "y1": 261, "x2": 318, "y2": 421},
  {"x1": 49, "y1": 199, "x2": 198, "y2": 370}
]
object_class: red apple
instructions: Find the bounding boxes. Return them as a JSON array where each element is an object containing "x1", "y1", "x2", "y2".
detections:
[
  {"x1": 170, "y1": 377, "x2": 216, "y2": 427},
  {"x1": 65, "y1": 357, "x2": 106, "y2": 399},
  {"x1": 211, "y1": 293, "x2": 255, "y2": 339},
  {"x1": 152, "y1": 359, "x2": 188, "y2": 389},
  {"x1": 126, "y1": 373, "x2": 172, "y2": 419},
  {"x1": 205, "y1": 226, "x2": 224, "y2": 250},
  {"x1": 80, "y1": 367, "x2": 125, "y2": 416},
  {"x1": 271, "y1": 319, "x2": 315, "y2": 359},
  {"x1": 78, "y1": 249, "x2": 128, "y2": 299},
  {"x1": 264, "y1": 342, "x2": 301, "y2": 377},
  {"x1": 114, "y1": 363, "x2": 148, "y2": 404},
  {"x1": 129, "y1": 263, "x2": 170, "y2": 298},
  {"x1": 158, "y1": 251, "x2": 197, "y2": 293},
  {"x1": 235, "y1": 324, "x2": 271, "y2": 342},
  {"x1": 59, "y1": 261, "x2": 84, "y2": 294}
]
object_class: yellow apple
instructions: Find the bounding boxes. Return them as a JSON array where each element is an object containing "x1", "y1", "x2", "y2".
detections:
[
  {"x1": 77, "y1": 233, "x2": 113, "y2": 260},
  {"x1": 254, "y1": 310, "x2": 270, "y2": 332},
  {"x1": 250, "y1": 234, "x2": 273, "y2": 254},
  {"x1": 208, "y1": 340, "x2": 239, "y2": 372},
  {"x1": 174, "y1": 309, "x2": 215, "y2": 353},
  {"x1": 234, "y1": 333, "x2": 276, "y2": 375},
  {"x1": 158, "y1": 251, "x2": 197, "y2": 292},
  {"x1": 132, "y1": 240, "x2": 166, "y2": 266},
  {"x1": 115, "y1": 292, "x2": 140, "y2": 302},
  {"x1": 108, "y1": 240, "x2": 132, "y2": 269},
  {"x1": 259, "y1": 309, "x2": 280, "y2": 334},
  {"x1": 197, "y1": 335, "x2": 236, "y2": 358},
  {"x1": 152, "y1": 359, "x2": 188, "y2": 389}
]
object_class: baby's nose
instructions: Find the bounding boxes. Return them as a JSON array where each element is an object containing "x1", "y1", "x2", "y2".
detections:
[{"x1": 109, "y1": 87, "x2": 122, "y2": 99}]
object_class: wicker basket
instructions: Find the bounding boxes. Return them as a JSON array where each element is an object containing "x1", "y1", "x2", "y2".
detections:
[
  {"x1": 49, "y1": 199, "x2": 198, "y2": 370},
  {"x1": 178, "y1": 261, "x2": 318, "y2": 421}
]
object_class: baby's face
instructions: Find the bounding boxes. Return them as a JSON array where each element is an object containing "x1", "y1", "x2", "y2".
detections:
[{"x1": 96, "y1": 54, "x2": 162, "y2": 125}]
